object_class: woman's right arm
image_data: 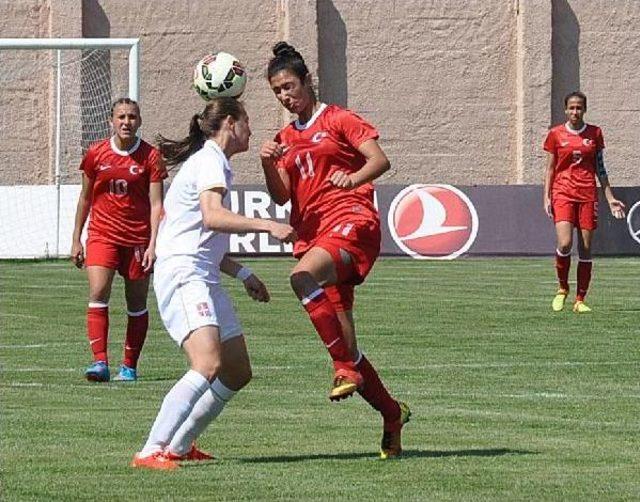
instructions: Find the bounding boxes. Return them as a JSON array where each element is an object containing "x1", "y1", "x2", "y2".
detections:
[
  {"x1": 70, "y1": 173, "x2": 93, "y2": 268},
  {"x1": 260, "y1": 141, "x2": 291, "y2": 205},
  {"x1": 543, "y1": 152, "x2": 555, "y2": 219},
  {"x1": 200, "y1": 188, "x2": 296, "y2": 242}
]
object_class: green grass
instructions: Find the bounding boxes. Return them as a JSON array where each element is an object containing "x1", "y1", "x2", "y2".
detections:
[{"x1": 1, "y1": 257, "x2": 639, "y2": 501}]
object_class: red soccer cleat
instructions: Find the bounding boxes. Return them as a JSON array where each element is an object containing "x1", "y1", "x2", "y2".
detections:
[
  {"x1": 165, "y1": 443, "x2": 214, "y2": 461},
  {"x1": 329, "y1": 368, "x2": 364, "y2": 401},
  {"x1": 130, "y1": 451, "x2": 179, "y2": 470}
]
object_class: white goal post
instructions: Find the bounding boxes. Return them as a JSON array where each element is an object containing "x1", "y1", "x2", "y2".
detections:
[
  {"x1": 0, "y1": 38, "x2": 140, "y2": 259},
  {"x1": 0, "y1": 38, "x2": 139, "y2": 99}
]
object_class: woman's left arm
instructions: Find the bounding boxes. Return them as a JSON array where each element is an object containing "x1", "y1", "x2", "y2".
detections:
[
  {"x1": 142, "y1": 181, "x2": 164, "y2": 271},
  {"x1": 220, "y1": 255, "x2": 270, "y2": 302},
  {"x1": 595, "y1": 149, "x2": 626, "y2": 219},
  {"x1": 330, "y1": 139, "x2": 390, "y2": 189}
]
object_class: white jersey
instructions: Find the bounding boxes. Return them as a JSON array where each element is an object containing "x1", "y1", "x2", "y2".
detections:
[{"x1": 155, "y1": 139, "x2": 233, "y2": 284}]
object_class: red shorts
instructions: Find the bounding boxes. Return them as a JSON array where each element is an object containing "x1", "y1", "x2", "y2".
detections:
[
  {"x1": 85, "y1": 239, "x2": 149, "y2": 280},
  {"x1": 552, "y1": 199, "x2": 598, "y2": 230},
  {"x1": 314, "y1": 220, "x2": 381, "y2": 312}
]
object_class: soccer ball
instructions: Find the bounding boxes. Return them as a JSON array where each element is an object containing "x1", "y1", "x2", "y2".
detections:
[{"x1": 193, "y1": 52, "x2": 247, "y2": 100}]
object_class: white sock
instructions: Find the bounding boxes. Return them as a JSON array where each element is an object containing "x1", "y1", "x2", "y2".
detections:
[
  {"x1": 166, "y1": 378, "x2": 237, "y2": 456},
  {"x1": 139, "y1": 369, "x2": 210, "y2": 457}
]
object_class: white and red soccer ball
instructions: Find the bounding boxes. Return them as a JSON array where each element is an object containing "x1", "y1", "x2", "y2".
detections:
[{"x1": 193, "y1": 52, "x2": 247, "y2": 100}]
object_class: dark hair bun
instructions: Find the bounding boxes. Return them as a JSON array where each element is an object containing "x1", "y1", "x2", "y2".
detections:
[{"x1": 272, "y1": 41, "x2": 298, "y2": 58}]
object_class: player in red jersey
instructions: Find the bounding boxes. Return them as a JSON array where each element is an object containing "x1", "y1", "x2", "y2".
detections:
[
  {"x1": 260, "y1": 42, "x2": 410, "y2": 459},
  {"x1": 543, "y1": 91, "x2": 625, "y2": 313},
  {"x1": 71, "y1": 98, "x2": 167, "y2": 381}
]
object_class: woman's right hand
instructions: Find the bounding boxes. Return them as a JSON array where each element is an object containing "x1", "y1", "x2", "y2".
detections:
[
  {"x1": 269, "y1": 221, "x2": 297, "y2": 243},
  {"x1": 70, "y1": 241, "x2": 84, "y2": 268},
  {"x1": 260, "y1": 141, "x2": 285, "y2": 169},
  {"x1": 544, "y1": 197, "x2": 553, "y2": 219}
]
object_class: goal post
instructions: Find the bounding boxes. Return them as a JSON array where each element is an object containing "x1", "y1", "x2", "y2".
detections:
[
  {"x1": 0, "y1": 38, "x2": 140, "y2": 101},
  {"x1": 0, "y1": 38, "x2": 140, "y2": 259}
]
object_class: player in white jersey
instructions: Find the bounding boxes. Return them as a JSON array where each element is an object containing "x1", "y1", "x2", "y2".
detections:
[{"x1": 131, "y1": 98, "x2": 296, "y2": 470}]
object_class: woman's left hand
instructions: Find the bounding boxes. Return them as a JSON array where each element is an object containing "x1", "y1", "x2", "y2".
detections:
[
  {"x1": 329, "y1": 170, "x2": 356, "y2": 189},
  {"x1": 243, "y1": 275, "x2": 270, "y2": 303},
  {"x1": 142, "y1": 245, "x2": 156, "y2": 272},
  {"x1": 609, "y1": 199, "x2": 626, "y2": 219}
]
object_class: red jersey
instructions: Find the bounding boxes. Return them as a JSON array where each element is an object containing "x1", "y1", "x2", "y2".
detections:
[
  {"x1": 275, "y1": 104, "x2": 380, "y2": 256},
  {"x1": 543, "y1": 123, "x2": 604, "y2": 202},
  {"x1": 80, "y1": 137, "x2": 167, "y2": 246}
]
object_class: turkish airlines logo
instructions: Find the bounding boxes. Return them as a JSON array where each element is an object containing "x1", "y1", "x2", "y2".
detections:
[
  {"x1": 387, "y1": 184, "x2": 479, "y2": 260},
  {"x1": 626, "y1": 200, "x2": 640, "y2": 245}
]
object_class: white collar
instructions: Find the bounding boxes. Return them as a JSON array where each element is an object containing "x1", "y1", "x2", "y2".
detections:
[
  {"x1": 294, "y1": 103, "x2": 328, "y2": 131},
  {"x1": 564, "y1": 122, "x2": 587, "y2": 135},
  {"x1": 204, "y1": 139, "x2": 232, "y2": 172},
  {"x1": 110, "y1": 136, "x2": 141, "y2": 156}
]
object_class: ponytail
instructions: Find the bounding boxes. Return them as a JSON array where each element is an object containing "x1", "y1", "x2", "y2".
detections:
[
  {"x1": 156, "y1": 97, "x2": 246, "y2": 167},
  {"x1": 156, "y1": 114, "x2": 205, "y2": 166}
]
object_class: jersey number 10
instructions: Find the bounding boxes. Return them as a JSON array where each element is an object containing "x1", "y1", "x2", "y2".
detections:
[{"x1": 108, "y1": 179, "x2": 128, "y2": 196}]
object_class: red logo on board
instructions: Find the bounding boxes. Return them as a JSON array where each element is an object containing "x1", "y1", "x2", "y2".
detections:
[{"x1": 387, "y1": 184, "x2": 479, "y2": 259}]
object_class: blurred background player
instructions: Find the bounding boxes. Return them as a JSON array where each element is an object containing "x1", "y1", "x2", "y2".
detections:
[
  {"x1": 71, "y1": 98, "x2": 166, "y2": 382},
  {"x1": 131, "y1": 98, "x2": 296, "y2": 470},
  {"x1": 260, "y1": 42, "x2": 410, "y2": 459},
  {"x1": 543, "y1": 91, "x2": 626, "y2": 313}
]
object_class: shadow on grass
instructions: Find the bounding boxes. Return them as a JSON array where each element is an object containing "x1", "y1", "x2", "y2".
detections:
[{"x1": 237, "y1": 448, "x2": 536, "y2": 463}]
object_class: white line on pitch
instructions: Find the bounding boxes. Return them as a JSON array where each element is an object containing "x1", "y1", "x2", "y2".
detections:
[
  {"x1": 0, "y1": 313, "x2": 40, "y2": 319},
  {"x1": 386, "y1": 361, "x2": 638, "y2": 369},
  {"x1": 0, "y1": 344, "x2": 47, "y2": 349},
  {"x1": 433, "y1": 406, "x2": 628, "y2": 428},
  {"x1": 1, "y1": 368, "x2": 78, "y2": 372},
  {"x1": 4, "y1": 382, "x2": 44, "y2": 387}
]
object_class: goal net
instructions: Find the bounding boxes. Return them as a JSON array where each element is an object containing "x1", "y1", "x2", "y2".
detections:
[{"x1": 0, "y1": 38, "x2": 139, "y2": 258}]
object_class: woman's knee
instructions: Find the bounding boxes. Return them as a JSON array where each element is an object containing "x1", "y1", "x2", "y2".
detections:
[
  {"x1": 289, "y1": 270, "x2": 317, "y2": 298},
  {"x1": 556, "y1": 240, "x2": 572, "y2": 254},
  {"x1": 193, "y1": 362, "x2": 221, "y2": 382},
  {"x1": 88, "y1": 287, "x2": 111, "y2": 303},
  {"x1": 235, "y1": 365, "x2": 252, "y2": 389},
  {"x1": 190, "y1": 352, "x2": 222, "y2": 382},
  {"x1": 578, "y1": 248, "x2": 592, "y2": 260}
]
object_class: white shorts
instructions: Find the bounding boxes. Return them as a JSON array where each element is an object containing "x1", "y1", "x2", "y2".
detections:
[{"x1": 154, "y1": 270, "x2": 243, "y2": 346}]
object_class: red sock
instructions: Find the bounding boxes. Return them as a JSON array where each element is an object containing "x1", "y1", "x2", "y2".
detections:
[
  {"x1": 576, "y1": 260, "x2": 592, "y2": 302},
  {"x1": 123, "y1": 309, "x2": 149, "y2": 369},
  {"x1": 555, "y1": 250, "x2": 571, "y2": 292},
  {"x1": 302, "y1": 289, "x2": 356, "y2": 372},
  {"x1": 87, "y1": 304, "x2": 109, "y2": 363},
  {"x1": 356, "y1": 354, "x2": 401, "y2": 431}
]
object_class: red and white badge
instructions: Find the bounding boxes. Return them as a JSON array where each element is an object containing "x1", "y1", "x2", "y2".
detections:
[{"x1": 387, "y1": 184, "x2": 479, "y2": 260}]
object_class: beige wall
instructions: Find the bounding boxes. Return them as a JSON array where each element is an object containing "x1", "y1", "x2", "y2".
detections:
[{"x1": 0, "y1": 0, "x2": 639, "y2": 186}]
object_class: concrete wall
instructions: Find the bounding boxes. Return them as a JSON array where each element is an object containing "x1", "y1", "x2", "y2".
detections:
[
  {"x1": 0, "y1": 0, "x2": 51, "y2": 184},
  {"x1": 0, "y1": 0, "x2": 639, "y2": 187}
]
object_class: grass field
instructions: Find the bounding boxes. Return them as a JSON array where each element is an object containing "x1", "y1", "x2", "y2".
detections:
[{"x1": 1, "y1": 257, "x2": 639, "y2": 501}]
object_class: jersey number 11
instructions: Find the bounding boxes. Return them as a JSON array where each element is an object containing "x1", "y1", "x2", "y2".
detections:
[{"x1": 295, "y1": 153, "x2": 315, "y2": 180}]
